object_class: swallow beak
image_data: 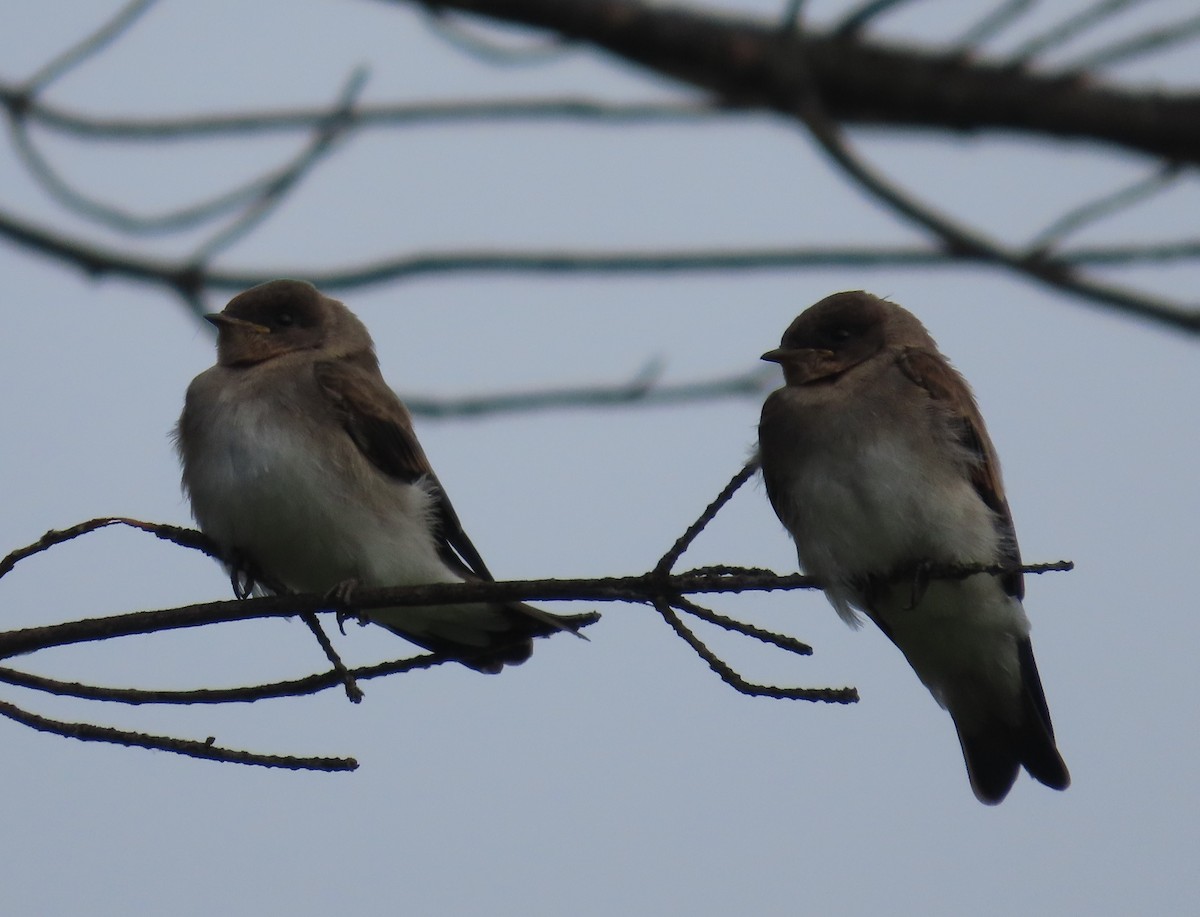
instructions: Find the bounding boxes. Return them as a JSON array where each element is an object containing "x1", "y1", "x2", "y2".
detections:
[{"x1": 205, "y1": 313, "x2": 271, "y2": 334}]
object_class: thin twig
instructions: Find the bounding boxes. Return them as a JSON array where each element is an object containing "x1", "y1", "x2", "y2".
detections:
[
  {"x1": 652, "y1": 599, "x2": 857, "y2": 703},
  {"x1": 0, "y1": 516, "x2": 220, "y2": 581},
  {"x1": 672, "y1": 595, "x2": 812, "y2": 656},
  {"x1": 656, "y1": 460, "x2": 760, "y2": 575},
  {"x1": 300, "y1": 612, "x2": 364, "y2": 703},
  {"x1": 405, "y1": 365, "x2": 776, "y2": 418},
  {"x1": 422, "y1": 7, "x2": 573, "y2": 65},
  {"x1": 833, "y1": 0, "x2": 923, "y2": 39},
  {"x1": 0, "y1": 653, "x2": 451, "y2": 706},
  {"x1": 953, "y1": 0, "x2": 1034, "y2": 51},
  {"x1": 22, "y1": 0, "x2": 157, "y2": 92},
  {"x1": 189, "y1": 68, "x2": 369, "y2": 263},
  {"x1": 1064, "y1": 12, "x2": 1200, "y2": 70},
  {"x1": 1008, "y1": 0, "x2": 1144, "y2": 64},
  {"x1": 7, "y1": 115, "x2": 323, "y2": 235},
  {"x1": 0, "y1": 697, "x2": 356, "y2": 771},
  {"x1": 1026, "y1": 163, "x2": 1181, "y2": 253}
]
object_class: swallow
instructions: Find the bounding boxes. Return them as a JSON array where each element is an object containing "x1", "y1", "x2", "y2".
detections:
[
  {"x1": 175, "y1": 279, "x2": 596, "y2": 672},
  {"x1": 758, "y1": 290, "x2": 1069, "y2": 803}
]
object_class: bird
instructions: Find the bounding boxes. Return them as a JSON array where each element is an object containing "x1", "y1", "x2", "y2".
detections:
[
  {"x1": 175, "y1": 279, "x2": 597, "y2": 673},
  {"x1": 757, "y1": 290, "x2": 1069, "y2": 804}
]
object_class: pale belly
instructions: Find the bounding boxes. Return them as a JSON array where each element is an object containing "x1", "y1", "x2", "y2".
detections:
[{"x1": 184, "y1": 403, "x2": 456, "y2": 595}]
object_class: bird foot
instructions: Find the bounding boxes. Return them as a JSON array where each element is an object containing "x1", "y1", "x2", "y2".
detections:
[
  {"x1": 227, "y1": 549, "x2": 259, "y2": 600},
  {"x1": 328, "y1": 578, "x2": 368, "y2": 635}
]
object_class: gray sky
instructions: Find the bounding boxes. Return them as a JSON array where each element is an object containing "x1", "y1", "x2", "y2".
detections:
[{"x1": 1, "y1": 2, "x2": 1197, "y2": 915}]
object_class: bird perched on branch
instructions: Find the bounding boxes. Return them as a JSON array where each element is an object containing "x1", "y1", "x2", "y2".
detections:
[
  {"x1": 758, "y1": 290, "x2": 1069, "y2": 804},
  {"x1": 175, "y1": 279, "x2": 596, "y2": 672}
]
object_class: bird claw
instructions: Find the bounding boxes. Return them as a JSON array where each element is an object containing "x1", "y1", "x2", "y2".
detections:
[
  {"x1": 327, "y1": 578, "x2": 367, "y2": 635},
  {"x1": 227, "y1": 549, "x2": 259, "y2": 600}
]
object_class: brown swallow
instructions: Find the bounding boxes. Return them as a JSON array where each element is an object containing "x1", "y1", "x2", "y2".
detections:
[
  {"x1": 175, "y1": 279, "x2": 596, "y2": 672},
  {"x1": 758, "y1": 290, "x2": 1069, "y2": 803}
]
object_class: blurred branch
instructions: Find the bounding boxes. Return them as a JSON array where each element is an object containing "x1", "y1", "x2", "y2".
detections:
[
  {"x1": 779, "y1": 10, "x2": 1200, "y2": 333},
  {"x1": 422, "y1": 5, "x2": 575, "y2": 64},
  {"x1": 0, "y1": 0, "x2": 1195, "y2": 340},
  {"x1": 953, "y1": 0, "x2": 1033, "y2": 51},
  {"x1": 3, "y1": 202, "x2": 1198, "y2": 318},
  {"x1": 21, "y1": 0, "x2": 157, "y2": 92},
  {"x1": 1026, "y1": 162, "x2": 1181, "y2": 253},
  {"x1": 1009, "y1": 0, "x2": 1143, "y2": 64},
  {"x1": 0, "y1": 92, "x2": 729, "y2": 139},
  {"x1": 189, "y1": 68, "x2": 369, "y2": 263},
  {"x1": 405, "y1": 0, "x2": 1200, "y2": 163},
  {"x1": 833, "y1": 0, "x2": 922, "y2": 39},
  {"x1": 1064, "y1": 11, "x2": 1200, "y2": 70},
  {"x1": 404, "y1": 363, "x2": 777, "y2": 418}
]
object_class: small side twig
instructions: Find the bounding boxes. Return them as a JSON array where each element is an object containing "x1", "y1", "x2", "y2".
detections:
[
  {"x1": 1026, "y1": 163, "x2": 1181, "y2": 253},
  {"x1": 0, "y1": 653, "x2": 451, "y2": 706},
  {"x1": 0, "y1": 697, "x2": 356, "y2": 771},
  {"x1": 1064, "y1": 12, "x2": 1200, "y2": 71},
  {"x1": 300, "y1": 612, "x2": 363, "y2": 703},
  {"x1": 655, "y1": 460, "x2": 760, "y2": 576},
  {"x1": 672, "y1": 595, "x2": 812, "y2": 656},
  {"x1": 1009, "y1": 0, "x2": 1140, "y2": 65},
  {"x1": 422, "y1": 7, "x2": 573, "y2": 65},
  {"x1": 22, "y1": 0, "x2": 156, "y2": 93},
  {"x1": 652, "y1": 599, "x2": 857, "y2": 703},
  {"x1": 189, "y1": 66, "x2": 369, "y2": 264},
  {"x1": 953, "y1": 0, "x2": 1034, "y2": 51}
]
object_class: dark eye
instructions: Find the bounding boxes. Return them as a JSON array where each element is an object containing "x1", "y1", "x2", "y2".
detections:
[
  {"x1": 274, "y1": 310, "x2": 295, "y2": 328},
  {"x1": 828, "y1": 326, "x2": 852, "y2": 343}
]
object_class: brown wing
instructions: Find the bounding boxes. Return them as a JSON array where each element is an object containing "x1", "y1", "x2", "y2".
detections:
[
  {"x1": 896, "y1": 347, "x2": 1023, "y2": 600},
  {"x1": 313, "y1": 355, "x2": 495, "y2": 582}
]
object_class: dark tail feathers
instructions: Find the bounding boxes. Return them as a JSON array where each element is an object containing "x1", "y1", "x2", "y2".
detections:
[{"x1": 958, "y1": 638, "x2": 1070, "y2": 805}]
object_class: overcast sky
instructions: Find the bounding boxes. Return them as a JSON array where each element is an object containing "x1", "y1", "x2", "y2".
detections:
[{"x1": 1, "y1": 3, "x2": 1197, "y2": 915}]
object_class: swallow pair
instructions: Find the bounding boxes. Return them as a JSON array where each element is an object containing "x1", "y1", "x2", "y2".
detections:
[{"x1": 176, "y1": 280, "x2": 1068, "y2": 803}]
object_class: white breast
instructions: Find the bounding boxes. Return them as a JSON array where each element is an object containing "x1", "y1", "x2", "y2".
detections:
[{"x1": 181, "y1": 375, "x2": 457, "y2": 594}]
